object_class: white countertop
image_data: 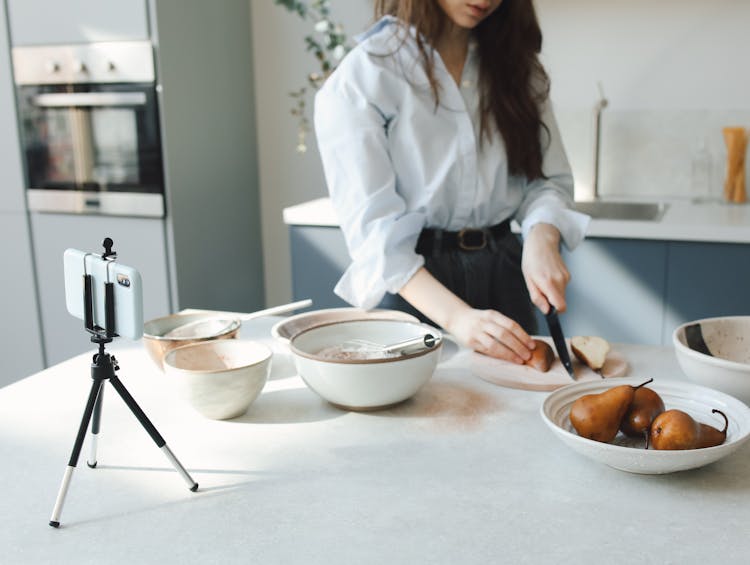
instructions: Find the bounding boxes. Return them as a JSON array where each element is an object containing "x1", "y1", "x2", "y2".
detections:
[
  {"x1": 2, "y1": 317, "x2": 750, "y2": 564},
  {"x1": 283, "y1": 197, "x2": 750, "y2": 244}
]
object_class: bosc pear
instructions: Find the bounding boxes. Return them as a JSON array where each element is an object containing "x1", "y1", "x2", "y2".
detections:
[
  {"x1": 620, "y1": 384, "x2": 665, "y2": 444},
  {"x1": 569, "y1": 379, "x2": 653, "y2": 443},
  {"x1": 650, "y1": 409, "x2": 728, "y2": 450}
]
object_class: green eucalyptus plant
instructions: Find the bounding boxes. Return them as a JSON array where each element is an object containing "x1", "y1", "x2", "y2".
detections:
[{"x1": 274, "y1": 0, "x2": 351, "y2": 152}]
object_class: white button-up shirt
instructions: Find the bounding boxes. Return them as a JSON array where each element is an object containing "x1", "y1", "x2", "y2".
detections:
[{"x1": 314, "y1": 16, "x2": 589, "y2": 309}]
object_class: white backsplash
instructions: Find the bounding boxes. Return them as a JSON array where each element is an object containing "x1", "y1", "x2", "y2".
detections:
[{"x1": 555, "y1": 109, "x2": 750, "y2": 202}]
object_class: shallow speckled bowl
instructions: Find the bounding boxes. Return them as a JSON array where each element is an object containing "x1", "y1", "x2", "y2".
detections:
[
  {"x1": 541, "y1": 377, "x2": 750, "y2": 474},
  {"x1": 143, "y1": 313, "x2": 241, "y2": 370},
  {"x1": 673, "y1": 316, "x2": 750, "y2": 405},
  {"x1": 164, "y1": 339, "x2": 272, "y2": 420}
]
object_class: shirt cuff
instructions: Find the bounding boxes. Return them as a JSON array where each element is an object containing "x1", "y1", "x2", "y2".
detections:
[
  {"x1": 521, "y1": 204, "x2": 591, "y2": 250},
  {"x1": 334, "y1": 253, "x2": 425, "y2": 310}
]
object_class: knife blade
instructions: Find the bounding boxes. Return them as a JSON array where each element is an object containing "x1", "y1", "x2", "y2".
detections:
[{"x1": 545, "y1": 306, "x2": 575, "y2": 379}]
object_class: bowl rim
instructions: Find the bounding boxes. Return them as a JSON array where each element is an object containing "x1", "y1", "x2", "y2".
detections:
[
  {"x1": 143, "y1": 314, "x2": 241, "y2": 341},
  {"x1": 541, "y1": 376, "x2": 750, "y2": 456},
  {"x1": 672, "y1": 316, "x2": 750, "y2": 372},
  {"x1": 271, "y1": 307, "x2": 420, "y2": 343},
  {"x1": 290, "y1": 319, "x2": 443, "y2": 364},
  {"x1": 163, "y1": 338, "x2": 273, "y2": 374}
]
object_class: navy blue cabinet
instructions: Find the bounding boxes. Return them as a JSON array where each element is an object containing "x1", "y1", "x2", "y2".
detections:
[
  {"x1": 556, "y1": 238, "x2": 667, "y2": 345},
  {"x1": 289, "y1": 226, "x2": 350, "y2": 309},
  {"x1": 289, "y1": 224, "x2": 750, "y2": 345},
  {"x1": 662, "y1": 241, "x2": 750, "y2": 343}
]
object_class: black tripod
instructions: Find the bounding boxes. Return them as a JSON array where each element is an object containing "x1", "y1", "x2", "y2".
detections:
[{"x1": 49, "y1": 239, "x2": 198, "y2": 528}]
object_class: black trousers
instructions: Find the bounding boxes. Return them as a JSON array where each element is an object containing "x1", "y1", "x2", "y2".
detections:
[{"x1": 376, "y1": 225, "x2": 538, "y2": 334}]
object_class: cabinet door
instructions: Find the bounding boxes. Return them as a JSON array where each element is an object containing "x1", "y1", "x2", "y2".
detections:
[
  {"x1": 289, "y1": 226, "x2": 350, "y2": 309},
  {"x1": 30, "y1": 213, "x2": 172, "y2": 366},
  {"x1": 0, "y1": 2, "x2": 25, "y2": 213},
  {"x1": 663, "y1": 241, "x2": 750, "y2": 344},
  {"x1": 6, "y1": 0, "x2": 149, "y2": 46},
  {"x1": 555, "y1": 238, "x2": 668, "y2": 345},
  {"x1": 0, "y1": 212, "x2": 45, "y2": 384}
]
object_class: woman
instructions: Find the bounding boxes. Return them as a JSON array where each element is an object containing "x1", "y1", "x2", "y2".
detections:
[{"x1": 314, "y1": 0, "x2": 589, "y2": 364}]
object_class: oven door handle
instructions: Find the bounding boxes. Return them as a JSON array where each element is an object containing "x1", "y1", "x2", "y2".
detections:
[{"x1": 32, "y1": 91, "x2": 147, "y2": 107}]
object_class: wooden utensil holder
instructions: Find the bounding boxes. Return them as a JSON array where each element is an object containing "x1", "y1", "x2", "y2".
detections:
[{"x1": 723, "y1": 127, "x2": 748, "y2": 204}]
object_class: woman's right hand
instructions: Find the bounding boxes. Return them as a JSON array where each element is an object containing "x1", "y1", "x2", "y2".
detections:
[
  {"x1": 446, "y1": 306, "x2": 535, "y2": 364},
  {"x1": 399, "y1": 267, "x2": 535, "y2": 364}
]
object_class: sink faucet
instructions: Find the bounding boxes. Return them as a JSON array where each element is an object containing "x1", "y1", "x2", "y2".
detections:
[
  {"x1": 578, "y1": 82, "x2": 609, "y2": 202},
  {"x1": 591, "y1": 82, "x2": 608, "y2": 201}
]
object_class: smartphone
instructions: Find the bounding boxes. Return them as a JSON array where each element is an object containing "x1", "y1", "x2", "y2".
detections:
[{"x1": 64, "y1": 248, "x2": 144, "y2": 340}]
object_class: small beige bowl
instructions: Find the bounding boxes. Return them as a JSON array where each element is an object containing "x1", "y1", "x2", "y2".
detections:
[
  {"x1": 673, "y1": 316, "x2": 750, "y2": 405},
  {"x1": 143, "y1": 313, "x2": 241, "y2": 370},
  {"x1": 163, "y1": 340, "x2": 272, "y2": 420}
]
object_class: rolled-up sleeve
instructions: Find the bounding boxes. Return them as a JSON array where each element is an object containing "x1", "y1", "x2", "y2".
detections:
[
  {"x1": 314, "y1": 78, "x2": 425, "y2": 309},
  {"x1": 515, "y1": 101, "x2": 590, "y2": 250}
]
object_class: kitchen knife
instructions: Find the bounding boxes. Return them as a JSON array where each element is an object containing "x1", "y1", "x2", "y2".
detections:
[{"x1": 545, "y1": 306, "x2": 575, "y2": 379}]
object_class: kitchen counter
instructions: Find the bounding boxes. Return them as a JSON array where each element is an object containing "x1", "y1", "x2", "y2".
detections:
[
  {"x1": 2, "y1": 317, "x2": 750, "y2": 564},
  {"x1": 283, "y1": 197, "x2": 750, "y2": 244}
]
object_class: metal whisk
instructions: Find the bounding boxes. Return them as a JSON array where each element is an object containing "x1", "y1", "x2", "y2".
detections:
[{"x1": 342, "y1": 333, "x2": 438, "y2": 355}]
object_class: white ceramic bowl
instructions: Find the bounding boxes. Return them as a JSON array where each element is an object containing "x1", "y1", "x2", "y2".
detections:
[
  {"x1": 290, "y1": 319, "x2": 442, "y2": 410},
  {"x1": 541, "y1": 377, "x2": 750, "y2": 474},
  {"x1": 272, "y1": 307, "x2": 419, "y2": 345},
  {"x1": 143, "y1": 312, "x2": 241, "y2": 370},
  {"x1": 163, "y1": 340, "x2": 272, "y2": 420},
  {"x1": 673, "y1": 316, "x2": 750, "y2": 405}
]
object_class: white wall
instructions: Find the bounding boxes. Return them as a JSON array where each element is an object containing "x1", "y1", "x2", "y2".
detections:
[
  {"x1": 537, "y1": 0, "x2": 750, "y2": 201},
  {"x1": 250, "y1": 0, "x2": 371, "y2": 307},
  {"x1": 251, "y1": 0, "x2": 750, "y2": 306}
]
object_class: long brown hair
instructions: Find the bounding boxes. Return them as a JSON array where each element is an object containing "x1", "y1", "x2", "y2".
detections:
[{"x1": 374, "y1": 0, "x2": 550, "y2": 181}]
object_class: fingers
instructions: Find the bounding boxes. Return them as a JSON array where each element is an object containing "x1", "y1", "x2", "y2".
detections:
[
  {"x1": 525, "y1": 279, "x2": 550, "y2": 315},
  {"x1": 527, "y1": 266, "x2": 570, "y2": 314},
  {"x1": 473, "y1": 311, "x2": 534, "y2": 364}
]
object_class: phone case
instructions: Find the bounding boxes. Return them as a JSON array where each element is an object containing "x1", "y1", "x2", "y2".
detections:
[{"x1": 64, "y1": 248, "x2": 144, "y2": 340}]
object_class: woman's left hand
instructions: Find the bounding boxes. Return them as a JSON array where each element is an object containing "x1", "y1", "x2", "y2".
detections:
[{"x1": 521, "y1": 223, "x2": 570, "y2": 314}]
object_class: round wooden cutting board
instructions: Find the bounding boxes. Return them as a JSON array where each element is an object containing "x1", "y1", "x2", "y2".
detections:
[{"x1": 470, "y1": 336, "x2": 629, "y2": 391}]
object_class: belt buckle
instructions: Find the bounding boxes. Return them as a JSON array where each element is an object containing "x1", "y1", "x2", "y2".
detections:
[{"x1": 457, "y1": 229, "x2": 486, "y2": 251}]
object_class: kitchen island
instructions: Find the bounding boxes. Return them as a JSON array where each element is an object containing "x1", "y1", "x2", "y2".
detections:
[{"x1": 2, "y1": 317, "x2": 749, "y2": 564}]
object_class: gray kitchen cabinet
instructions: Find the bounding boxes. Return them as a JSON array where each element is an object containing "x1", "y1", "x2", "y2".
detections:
[
  {"x1": 0, "y1": 0, "x2": 264, "y2": 373},
  {"x1": 30, "y1": 213, "x2": 171, "y2": 366},
  {"x1": 0, "y1": 213, "x2": 45, "y2": 384},
  {"x1": 6, "y1": 0, "x2": 149, "y2": 46},
  {"x1": 150, "y1": 0, "x2": 265, "y2": 314},
  {"x1": 662, "y1": 241, "x2": 750, "y2": 344},
  {"x1": 289, "y1": 225, "x2": 750, "y2": 346},
  {"x1": 0, "y1": 5, "x2": 23, "y2": 214},
  {"x1": 0, "y1": 3, "x2": 44, "y2": 385}
]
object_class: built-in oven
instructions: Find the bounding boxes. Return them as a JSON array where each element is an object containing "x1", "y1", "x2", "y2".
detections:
[{"x1": 12, "y1": 41, "x2": 165, "y2": 217}]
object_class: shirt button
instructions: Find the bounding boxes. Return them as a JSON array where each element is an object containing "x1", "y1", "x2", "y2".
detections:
[{"x1": 461, "y1": 79, "x2": 473, "y2": 88}]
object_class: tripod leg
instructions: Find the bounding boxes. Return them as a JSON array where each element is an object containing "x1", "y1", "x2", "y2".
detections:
[
  {"x1": 49, "y1": 378, "x2": 104, "y2": 528},
  {"x1": 108, "y1": 375, "x2": 198, "y2": 492},
  {"x1": 87, "y1": 381, "x2": 105, "y2": 468}
]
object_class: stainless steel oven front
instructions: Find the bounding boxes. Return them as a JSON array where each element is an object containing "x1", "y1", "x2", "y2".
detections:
[{"x1": 13, "y1": 41, "x2": 165, "y2": 217}]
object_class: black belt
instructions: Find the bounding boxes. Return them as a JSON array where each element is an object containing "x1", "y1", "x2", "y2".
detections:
[{"x1": 416, "y1": 220, "x2": 511, "y2": 254}]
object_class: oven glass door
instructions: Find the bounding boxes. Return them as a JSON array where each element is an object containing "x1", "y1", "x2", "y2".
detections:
[{"x1": 17, "y1": 83, "x2": 164, "y2": 195}]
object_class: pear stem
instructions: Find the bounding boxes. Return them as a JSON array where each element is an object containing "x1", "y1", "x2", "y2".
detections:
[
  {"x1": 635, "y1": 377, "x2": 654, "y2": 390},
  {"x1": 712, "y1": 409, "x2": 729, "y2": 434}
]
